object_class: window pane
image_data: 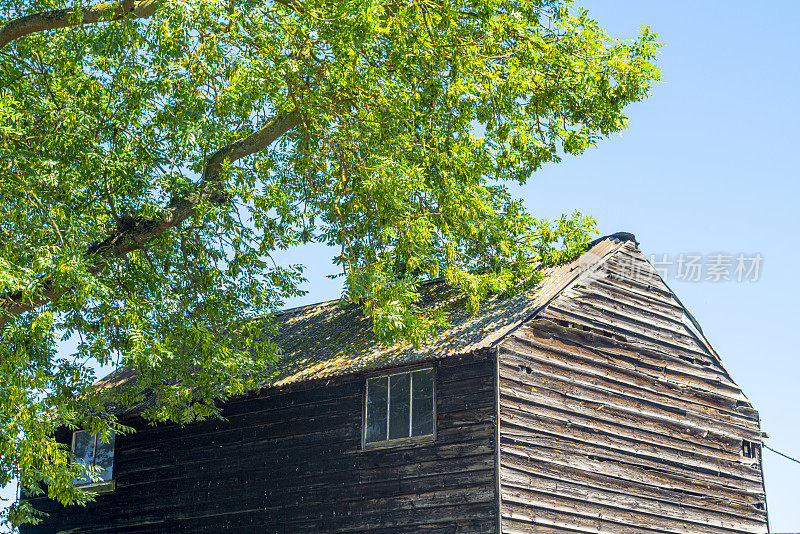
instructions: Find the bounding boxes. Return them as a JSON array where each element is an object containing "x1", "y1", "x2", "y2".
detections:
[
  {"x1": 365, "y1": 376, "x2": 388, "y2": 443},
  {"x1": 388, "y1": 373, "x2": 411, "y2": 440},
  {"x1": 94, "y1": 432, "x2": 116, "y2": 481},
  {"x1": 411, "y1": 369, "x2": 434, "y2": 436},
  {"x1": 72, "y1": 431, "x2": 94, "y2": 484}
]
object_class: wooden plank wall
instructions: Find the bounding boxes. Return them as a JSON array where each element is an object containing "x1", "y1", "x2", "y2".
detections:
[
  {"x1": 22, "y1": 352, "x2": 498, "y2": 534},
  {"x1": 498, "y1": 243, "x2": 769, "y2": 533}
]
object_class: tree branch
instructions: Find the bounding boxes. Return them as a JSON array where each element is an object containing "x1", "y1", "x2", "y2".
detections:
[
  {"x1": 0, "y1": 0, "x2": 160, "y2": 50},
  {"x1": 0, "y1": 110, "x2": 302, "y2": 324}
]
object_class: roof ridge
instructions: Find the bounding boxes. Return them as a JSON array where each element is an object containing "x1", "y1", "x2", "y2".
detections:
[
  {"x1": 589, "y1": 231, "x2": 638, "y2": 248},
  {"x1": 466, "y1": 235, "x2": 629, "y2": 353},
  {"x1": 272, "y1": 277, "x2": 447, "y2": 318},
  {"x1": 272, "y1": 297, "x2": 342, "y2": 318},
  {"x1": 274, "y1": 233, "x2": 627, "y2": 317}
]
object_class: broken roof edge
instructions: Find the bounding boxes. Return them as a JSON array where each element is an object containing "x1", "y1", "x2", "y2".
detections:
[
  {"x1": 598, "y1": 233, "x2": 726, "y2": 372},
  {"x1": 588, "y1": 231, "x2": 638, "y2": 248},
  {"x1": 656, "y1": 264, "x2": 732, "y2": 382}
]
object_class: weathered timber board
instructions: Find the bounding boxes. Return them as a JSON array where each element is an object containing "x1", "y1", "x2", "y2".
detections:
[
  {"x1": 22, "y1": 353, "x2": 499, "y2": 534},
  {"x1": 498, "y1": 243, "x2": 768, "y2": 534}
]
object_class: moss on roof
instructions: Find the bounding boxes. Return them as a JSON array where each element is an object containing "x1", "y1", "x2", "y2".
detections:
[
  {"x1": 94, "y1": 234, "x2": 630, "y2": 394},
  {"x1": 265, "y1": 235, "x2": 627, "y2": 386}
]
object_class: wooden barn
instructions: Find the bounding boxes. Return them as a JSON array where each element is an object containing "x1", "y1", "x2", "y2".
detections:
[{"x1": 22, "y1": 233, "x2": 770, "y2": 533}]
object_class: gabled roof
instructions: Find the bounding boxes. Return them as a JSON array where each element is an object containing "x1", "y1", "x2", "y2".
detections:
[
  {"x1": 95, "y1": 232, "x2": 732, "y2": 394},
  {"x1": 534, "y1": 238, "x2": 744, "y2": 398},
  {"x1": 264, "y1": 233, "x2": 630, "y2": 386}
]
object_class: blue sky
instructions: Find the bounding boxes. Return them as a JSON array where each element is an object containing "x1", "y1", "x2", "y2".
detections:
[{"x1": 3, "y1": 0, "x2": 798, "y2": 531}]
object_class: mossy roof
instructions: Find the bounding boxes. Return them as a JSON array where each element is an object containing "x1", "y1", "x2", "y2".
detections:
[
  {"x1": 95, "y1": 233, "x2": 631, "y2": 393},
  {"x1": 264, "y1": 234, "x2": 628, "y2": 386}
]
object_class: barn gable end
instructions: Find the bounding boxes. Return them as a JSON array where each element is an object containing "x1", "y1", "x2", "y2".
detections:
[{"x1": 497, "y1": 240, "x2": 768, "y2": 533}]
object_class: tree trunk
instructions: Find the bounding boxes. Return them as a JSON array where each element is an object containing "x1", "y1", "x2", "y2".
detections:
[{"x1": 0, "y1": 0, "x2": 160, "y2": 50}]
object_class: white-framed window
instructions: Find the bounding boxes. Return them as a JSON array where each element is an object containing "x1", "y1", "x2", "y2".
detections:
[
  {"x1": 71, "y1": 430, "x2": 116, "y2": 489},
  {"x1": 363, "y1": 367, "x2": 435, "y2": 448}
]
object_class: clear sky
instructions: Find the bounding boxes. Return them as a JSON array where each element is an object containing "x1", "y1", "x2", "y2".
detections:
[{"x1": 3, "y1": 0, "x2": 798, "y2": 531}]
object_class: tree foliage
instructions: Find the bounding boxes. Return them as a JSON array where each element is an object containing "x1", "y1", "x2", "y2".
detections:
[{"x1": 0, "y1": 0, "x2": 659, "y2": 525}]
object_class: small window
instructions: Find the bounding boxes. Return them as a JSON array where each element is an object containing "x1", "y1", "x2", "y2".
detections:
[
  {"x1": 364, "y1": 368, "x2": 435, "y2": 447},
  {"x1": 72, "y1": 431, "x2": 116, "y2": 490},
  {"x1": 742, "y1": 440, "x2": 759, "y2": 459}
]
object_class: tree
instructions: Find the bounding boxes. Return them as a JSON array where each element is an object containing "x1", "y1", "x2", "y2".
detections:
[{"x1": 0, "y1": 0, "x2": 660, "y2": 526}]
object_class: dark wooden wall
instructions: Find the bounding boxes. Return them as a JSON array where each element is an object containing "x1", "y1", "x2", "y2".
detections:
[
  {"x1": 22, "y1": 352, "x2": 498, "y2": 534},
  {"x1": 497, "y1": 243, "x2": 769, "y2": 533}
]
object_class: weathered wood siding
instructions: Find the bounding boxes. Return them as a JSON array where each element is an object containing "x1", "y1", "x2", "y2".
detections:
[
  {"x1": 498, "y1": 242, "x2": 769, "y2": 533},
  {"x1": 23, "y1": 352, "x2": 498, "y2": 534}
]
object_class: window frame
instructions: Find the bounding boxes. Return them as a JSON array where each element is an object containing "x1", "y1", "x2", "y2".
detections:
[
  {"x1": 361, "y1": 365, "x2": 437, "y2": 450},
  {"x1": 70, "y1": 430, "x2": 116, "y2": 492},
  {"x1": 742, "y1": 440, "x2": 760, "y2": 460}
]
